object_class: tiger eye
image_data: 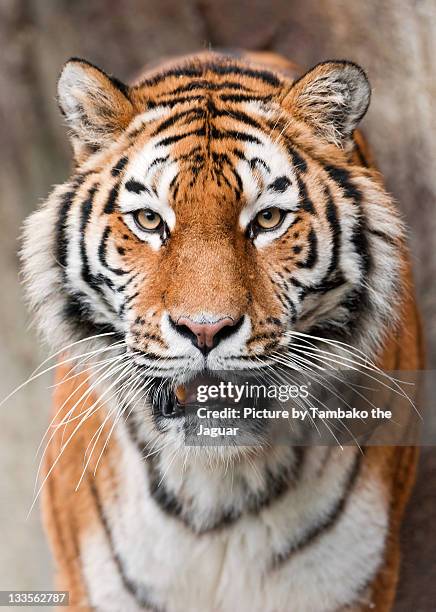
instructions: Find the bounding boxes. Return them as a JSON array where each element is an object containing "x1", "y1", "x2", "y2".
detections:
[
  {"x1": 133, "y1": 209, "x2": 163, "y2": 231},
  {"x1": 255, "y1": 207, "x2": 284, "y2": 230}
]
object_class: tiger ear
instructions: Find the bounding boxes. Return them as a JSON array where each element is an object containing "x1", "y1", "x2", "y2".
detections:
[
  {"x1": 282, "y1": 61, "x2": 371, "y2": 147},
  {"x1": 57, "y1": 58, "x2": 134, "y2": 160}
]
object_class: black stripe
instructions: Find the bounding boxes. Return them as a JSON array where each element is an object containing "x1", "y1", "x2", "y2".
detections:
[
  {"x1": 155, "y1": 80, "x2": 252, "y2": 97},
  {"x1": 79, "y1": 187, "x2": 118, "y2": 313},
  {"x1": 169, "y1": 172, "x2": 179, "y2": 201},
  {"x1": 148, "y1": 155, "x2": 170, "y2": 170},
  {"x1": 353, "y1": 138, "x2": 369, "y2": 168},
  {"x1": 56, "y1": 174, "x2": 88, "y2": 273},
  {"x1": 176, "y1": 145, "x2": 202, "y2": 161},
  {"x1": 289, "y1": 273, "x2": 347, "y2": 301},
  {"x1": 270, "y1": 450, "x2": 362, "y2": 570},
  {"x1": 211, "y1": 152, "x2": 243, "y2": 192},
  {"x1": 62, "y1": 292, "x2": 119, "y2": 339},
  {"x1": 125, "y1": 179, "x2": 148, "y2": 194},
  {"x1": 140, "y1": 446, "x2": 304, "y2": 535},
  {"x1": 205, "y1": 101, "x2": 264, "y2": 130},
  {"x1": 137, "y1": 66, "x2": 205, "y2": 88},
  {"x1": 98, "y1": 226, "x2": 129, "y2": 276},
  {"x1": 249, "y1": 157, "x2": 270, "y2": 173},
  {"x1": 269, "y1": 176, "x2": 291, "y2": 193},
  {"x1": 368, "y1": 228, "x2": 397, "y2": 247},
  {"x1": 80, "y1": 184, "x2": 100, "y2": 290},
  {"x1": 151, "y1": 108, "x2": 204, "y2": 136},
  {"x1": 296, "y1": 174, "x2": 315, "y2": 214},
  {"x1": 351, "y1": 224, "x2": 371, "y2": 276},
  {"x1": 89, "y1": 480, "x2": 164, "y2": 612},
  {"x1": 202, "y1": 62, "x2": 281, "y2": 87},
  {"x1": 137, "y1": 61, "x2": 281, "y2": 88},
  {"x1": 265, "y1": 119, "x2": 310, "y2": 174},
  {"x1": 297, "y1": 227, "x2": 318, "y2": 268},
  {"x1": 324, "y1": 165, "x2": 361, "y2": 202},
  {"x1": 281, "y1": 290, "x2": 298, "y2": 323},
  {"x1": 104, "y1": 182, "x2": 120, "y2": 214},
  {"x1": 148, "y1": 95, "x2": 205, "y2": 110},
  {"x1": 219, "y1": 93, "x2": 272, "y2": 103},
  {"x1": 335, "y1": 184, "x2": 371, "y2": 282},
  {"x1": 210, "y1": 127, "x2": 262, "y2": 144},
  {"x1": 263, "y1": 123, "x2": 309, "y2": 175},
  {"x1": 324, "y1": 186, "x2": 341, "y2": 277},
  {"x1": 111, "y1": 156, "x2": 129, "y2": 177},
  {"x1": 287, "y1": 146, "x2": 308, "y2": 174},
  {"x1": 313, "y1": 274, "x2": 348, "y2": 295},
  {"x1": 116, "y1": 271, "x2": 140, "y2": 294},
  {"x1": 124, "y1": 290, "x2": 140, "y2": 306},
  {"x1": 289, "y1": 276, "x2": 311, "y2": 301},
  {"x1": 232, "y1": 148, "x2": 246, "y2": 160},
  {"x1": 56, "y1": 190, "x2": 77, "y2": 272},
  {"x1": 157, "y1": 127, "x2": 206, "y2": 147},
  {"x1": 324, "y1": 164, "x2": 372, "y2": 276}
]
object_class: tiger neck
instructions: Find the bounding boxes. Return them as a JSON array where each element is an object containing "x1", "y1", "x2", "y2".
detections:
[{"x1": 115, "y1": 416, "x2": 359, "y2": 535}]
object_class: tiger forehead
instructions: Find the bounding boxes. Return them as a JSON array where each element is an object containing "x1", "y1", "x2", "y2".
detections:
[
  {"x1": 129, "y1": 56, "x2": 285, "y2": 105},
  {"x1": 120, "y1": 94, "x2": 298, "y2": 216},
  {"x1": 127, "y1": 64, "x2": 283, "y2": 137}
]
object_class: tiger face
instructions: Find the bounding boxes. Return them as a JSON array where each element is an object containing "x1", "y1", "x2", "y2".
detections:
[{"x1": 22, "y1": 53, "x2": 404, "y2": 437}]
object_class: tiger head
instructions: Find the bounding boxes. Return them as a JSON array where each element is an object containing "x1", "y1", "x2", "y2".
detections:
[{"x1": 22, "y1": 53, "x2": 405, "y2": 442}]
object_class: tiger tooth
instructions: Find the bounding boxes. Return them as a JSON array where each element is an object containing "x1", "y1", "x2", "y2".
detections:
[{"x1": 175, "y1": 385, "x2": 187, "y2": 404}]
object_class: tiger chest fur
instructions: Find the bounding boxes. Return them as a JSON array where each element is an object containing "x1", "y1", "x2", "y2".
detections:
[{"x1": 22, "y1": 50, "x2": 422, "y2": 611}]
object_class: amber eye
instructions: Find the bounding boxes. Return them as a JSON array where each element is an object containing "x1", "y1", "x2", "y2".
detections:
[
  {"x1": 133, "y1": 209, "x2": 163, "y2": 232},
  {"x1": 255, "y1": 207, "x2": 284, "y2": 231}
]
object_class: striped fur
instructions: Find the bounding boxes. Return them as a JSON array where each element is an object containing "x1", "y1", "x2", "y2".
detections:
[{"x1": 21, "y1": 51, "x2": 422, "y2": 611}]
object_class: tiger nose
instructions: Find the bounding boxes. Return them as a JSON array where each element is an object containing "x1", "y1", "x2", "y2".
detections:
[{"x1": 174, "y1": 316, "x2": 241, "y2": 353}]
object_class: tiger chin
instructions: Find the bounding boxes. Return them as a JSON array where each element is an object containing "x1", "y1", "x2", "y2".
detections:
[{"x1": 21, "y1": 50, "x2": 423, "y2": 612}]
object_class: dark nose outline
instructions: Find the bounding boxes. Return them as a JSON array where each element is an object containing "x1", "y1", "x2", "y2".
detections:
[{"x1": 171, "y1": 316, "x2": 244, "y2": 354}]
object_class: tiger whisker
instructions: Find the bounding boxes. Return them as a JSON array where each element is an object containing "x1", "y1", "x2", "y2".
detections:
[
  {"x1": 76, "y1": 370, "x2": 144, "y2": 490},
  {"x1": 85, "y1": 371, "x2": 150, "y2": 466},
  {"x1": 54, "y1": 355, "x2": 134, "y2": 429},
  {"x1": 90, "y1": 371, "x2": 155, "y2": 480},
  {"x1": 275, "y1": 358, "x2": 382, "y2": 421},
  {"x1": 28, "y1": 331, "x2": 118, "y2": 377},
  {"x1": 255, "y1": 356, "x2": 322, "y2": 438},
  {"x1": 32, "y1": 356, "x2": 134, "y2": 499},
  {"x1": 157, "y1": 445, "x2": 180, "y2": 489},
  {"x1": 35, "y1": 352, "x2": 129, "y2": 460},
  {"x1": 77, "y1": 357, "x2": 160, "y2": 489},
  {"x1": 259, "y1": 353, "x2": 363, "y2": 449},
  {"x1": 48, "y1": 340, "x2": 126, "y2": 388},
  {"x1": 0, "y1": 342, "x2": 125, "y2": 410},
  {"x1": 268, "y1": 359, "x2": 351, "y2": 448},
  {"x1": 30, "y1": 357, "x2": 139, "y2": 515},
  {"x1": 286, "y1": 332, "x2": 378, "y2": 369},
  {"x1": 48, "y1": 351, "x2": 125, "y2": 390},
  {"x1": 281, "y1": 342, "x2": 418, "y2": 413}
]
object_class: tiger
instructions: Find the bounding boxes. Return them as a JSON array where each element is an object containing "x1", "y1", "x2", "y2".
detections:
[{"x1": 21, "y1": 50, "x2": 423, "y2": 612}]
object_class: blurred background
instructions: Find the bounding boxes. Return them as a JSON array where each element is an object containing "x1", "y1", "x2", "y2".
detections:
[{"x1": 0, "y1": 0, "x2": 434, "y2": 609}]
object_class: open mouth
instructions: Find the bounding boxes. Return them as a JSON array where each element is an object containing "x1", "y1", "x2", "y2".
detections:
[
  {"x1": 148, "y1": 372, "x2": 225, "y2": 419},
  {"x1": 149, "y1": 381, "x2": 186, "y2": 418},
  {"x1": 147, "y1": 369, "x2": 276, "y2": 420}
]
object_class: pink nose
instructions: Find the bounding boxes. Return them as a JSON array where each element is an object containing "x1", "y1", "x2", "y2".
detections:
[{"x1": 176, "y1": 316, "x2": 238, "y2": 351}]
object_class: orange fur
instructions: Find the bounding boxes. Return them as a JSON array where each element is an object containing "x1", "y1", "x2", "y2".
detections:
[{"x1": 38, "y1": 51, "x2": 423, "y2": 611}]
